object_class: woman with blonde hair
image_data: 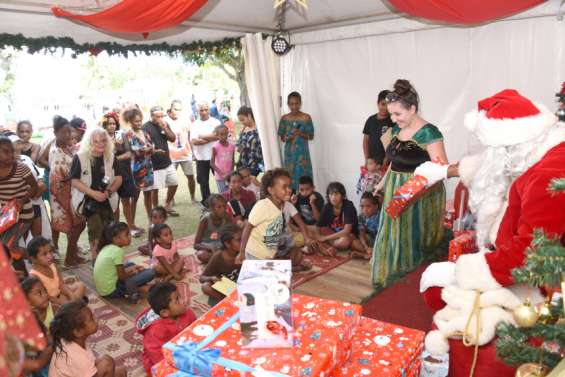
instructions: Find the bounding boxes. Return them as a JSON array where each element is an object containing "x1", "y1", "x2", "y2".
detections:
[{"x1": 71, "y1": 127, "x2": 123, "y2": 260}]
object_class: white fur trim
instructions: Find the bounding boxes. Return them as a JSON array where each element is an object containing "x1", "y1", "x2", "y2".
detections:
[
  {"x1": 480, "y1": 289, "x2": 521, "y2": 309},
  {"x1": 458, "y1": 154, "x2": 482, "y2": 187},
  {"x1": 425, "y1": 330, "x2": 450, "y2": 355},
  {"x1": 455, "y1": 253, "x2": 502, "y2": 292},
  {"x1": 419, "y1": 262, "x2": 456, "y2": 292},
  {"x1": 464, "y1": 103, "x2": 557, "y2": 147}
]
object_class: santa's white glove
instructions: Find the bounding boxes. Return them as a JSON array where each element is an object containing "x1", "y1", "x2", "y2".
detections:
[
  {"x1": 414, "y1": 161, "x2": 448, "y2": 186},
  {"x1": 419, "y1": 261, "x2": 456, "y2": 293}
]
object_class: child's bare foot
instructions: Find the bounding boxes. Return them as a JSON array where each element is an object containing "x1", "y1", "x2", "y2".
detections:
[
  {"x1": 319, "y1": 246, "x2": 336, "y2": 257},
  {"x1": 292, "y1": 261, "x2": 313, "y2": 272},
  {"x1": 64, "y1": 255, "x2": 86, "y2": 267}
]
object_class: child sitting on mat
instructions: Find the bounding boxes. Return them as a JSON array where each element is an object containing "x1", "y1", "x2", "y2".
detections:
[
  {"x1": 237, "y1": 168, "x2": 311, "y2": 272},
  {"x1": 200, "y1": 224, "x2": 242, "y2": 306},
  {"x1": 195, "y1": 194, "x2": 233, "y2": 264},
  {"x1": 29, "y1": 236, "x2": 86, "y2": 307},
  {"x1": 351, "y1": 192, "x2": 381, "y2": 260},
  {"x1": 315, "y1": 182, "x2": 360, "y2": 256},
  {"x1": 136, "y1": 282, "x2": 196, "y2": 375},
  {"x1": 150, "y1": 223, "x2": 186, "y2": 281},
  {"x1": 138, "y1": 206, "x2": 168, "y2": 256}
]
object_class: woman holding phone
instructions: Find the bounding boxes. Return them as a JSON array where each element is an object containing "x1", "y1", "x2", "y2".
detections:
[{"x1": 277, "y1": 91, "x2": 315, "y2": 191}]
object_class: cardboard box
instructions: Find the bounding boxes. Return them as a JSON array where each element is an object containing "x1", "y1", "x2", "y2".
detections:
[{"x1": 237, "y1": 259, "x2": 293, "y2": 348}]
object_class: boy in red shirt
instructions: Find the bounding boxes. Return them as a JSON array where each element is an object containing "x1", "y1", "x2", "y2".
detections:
[{"x1": 135, "y1": 282, "x2": 196, "y2": 375}]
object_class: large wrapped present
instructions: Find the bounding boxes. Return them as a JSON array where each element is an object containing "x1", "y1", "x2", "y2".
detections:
[
  {"x1": 448, "y1": 230, "x2": 477, "y2": 262},
  {"x1": 237, "y1": 260, "x2": 292, "y2": 348},
  {"x1": 331, "y1": 317, "x2": 424, "y2": 377},
  {"x1": 386, "y1": 176, "x2": 441, "y2": 220},
  {"x1": 154, "y1": 294, "x2": 361, "y2": 377}
]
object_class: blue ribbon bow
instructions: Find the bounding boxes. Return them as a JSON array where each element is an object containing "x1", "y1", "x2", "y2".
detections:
[{"x1": 162, "y1": 312, "x2": 290, "y2": 377}]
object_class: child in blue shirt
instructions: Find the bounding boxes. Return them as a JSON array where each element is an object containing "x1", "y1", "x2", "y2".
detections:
[{"x1": 352, "y1": 192, "x2": 380, "y2": 259}]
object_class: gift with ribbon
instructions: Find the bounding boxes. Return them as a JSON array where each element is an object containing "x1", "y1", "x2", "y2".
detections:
[
  {"x1": 448, "y1": 230, "x2": 477, "y2": 262},
  {"x1": 331, "y1": 317, "x2": 424, "y2": 377},
  {"x1": 386, "y1": 159, "x2": 447, "y2": 220},
  {"x1": 154, "y1": 294, "x2": 362, "y2": 377}
]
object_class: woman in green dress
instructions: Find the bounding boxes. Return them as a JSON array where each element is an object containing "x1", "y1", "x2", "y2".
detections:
[
  {"x1": 278, "y1": 92, "x2": 314, "y2": 191},
  {"x1": 371, "y1": 79, "x2": 448, "y2": 287}
]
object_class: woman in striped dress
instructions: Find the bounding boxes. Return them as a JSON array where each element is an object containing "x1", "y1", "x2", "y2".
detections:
[
  {"x1": 0, "y1": 136, "x2": 38, "y2": 249},
  {"x1": 371, "y1": 80, "x2": 447, "y2": 287}
]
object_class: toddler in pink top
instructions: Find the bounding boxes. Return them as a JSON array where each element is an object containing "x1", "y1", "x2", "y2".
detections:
[
  {"x1": 211, "y1": 125, "x2": 236, "y2": 193},
  {"x1": 150, "y1": 223, "x2": 186, "y2": 281}
]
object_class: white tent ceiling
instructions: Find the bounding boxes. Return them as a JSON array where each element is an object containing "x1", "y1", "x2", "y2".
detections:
[{"x1": 0, "y1": 0, "x2": 398, "y2": 44}]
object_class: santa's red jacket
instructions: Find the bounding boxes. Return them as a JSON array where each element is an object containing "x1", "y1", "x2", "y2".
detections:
[{"x1": 486, "y1": 141, "x2": 565, "y2": 286}]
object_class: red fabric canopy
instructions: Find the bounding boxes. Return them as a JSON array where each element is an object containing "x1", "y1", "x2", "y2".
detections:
[
  {"x1": 388, "y1": 0, "x2": 546, "y2": 24},
  {"x1": 52, "y1": 0, "x2": 208, "y2": 34}
]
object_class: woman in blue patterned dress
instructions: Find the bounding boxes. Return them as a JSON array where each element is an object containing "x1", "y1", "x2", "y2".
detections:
[
  {"x1": 122, "y1": 108, "x2": 155, "y2": 218},
  {"x1": 277, "y1": 92, "x2": 314, "y2": 191},
  {"x1": 236, "y1": 106, "x2": 264, "y2": 177},
  {"x1": 371, "y1": 79, "x2": 448, "y2": 287}
]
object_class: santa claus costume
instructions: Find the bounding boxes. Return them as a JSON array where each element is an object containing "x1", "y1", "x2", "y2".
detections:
[{"x1": 419, "y1": 89, "x2": 565, "y2": 377}]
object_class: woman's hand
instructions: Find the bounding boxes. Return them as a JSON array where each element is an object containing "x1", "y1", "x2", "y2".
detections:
[
  {"x1": 90, "y1": 190, "x2": 108, "y2": 202},
  {"x1": 447, "y1": 162, "x2": 460, "y2": 178}
]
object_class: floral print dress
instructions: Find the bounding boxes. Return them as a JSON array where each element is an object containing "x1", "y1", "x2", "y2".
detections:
[
  {"x1": 49, "y1": 146, "x2": 84, "y2": 233},
  {"x1": 125, "y1": 129, "x2": 154, "y2": 190},
  {"x1": 236, "y1": 128, "x2": 264, "y2": 176}
]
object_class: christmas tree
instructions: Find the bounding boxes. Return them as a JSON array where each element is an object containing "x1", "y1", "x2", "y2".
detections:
[{"x1": 496, "y1": 177, "x2": 565, "y2": 371}]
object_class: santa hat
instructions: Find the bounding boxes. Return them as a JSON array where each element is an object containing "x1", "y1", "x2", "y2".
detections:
[{"x1": 465, "y1": 89, "x2": 557, "y2": 147}]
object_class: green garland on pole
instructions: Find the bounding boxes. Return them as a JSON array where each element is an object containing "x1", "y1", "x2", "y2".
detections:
[{"x1": 0, "y1": 32, "x2": 241, "y2": 60}]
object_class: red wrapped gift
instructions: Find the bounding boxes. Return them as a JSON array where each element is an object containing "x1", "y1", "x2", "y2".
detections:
[
  {"x1": 386, "y1": 176, "x2": 441, "y2": 219},
  {"x1": 331, "y1": 317, "x2": 424, "y2": 377},
  {"x1": 0, "y1": 199, "x2": 20, "y2": 233},
  {"x1": 448, "y1": 230, "x2": 477, "y2": 262},
  {"x1": 154, "y1": 294, "x2": 361, "y2": 377}
]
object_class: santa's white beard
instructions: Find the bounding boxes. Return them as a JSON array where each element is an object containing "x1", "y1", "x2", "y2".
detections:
[{"x1": 468, "y1": 124, "x2": 565, "y2": 246}]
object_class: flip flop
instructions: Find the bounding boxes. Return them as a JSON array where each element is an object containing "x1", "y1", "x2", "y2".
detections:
[{"x1": 166, "y1": 209, "x2": 180, "y2": 217}]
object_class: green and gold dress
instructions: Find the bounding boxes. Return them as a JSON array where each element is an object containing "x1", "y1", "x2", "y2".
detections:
[{"x1": 371, "y1": 124, "x2": 446, "y2": 286}]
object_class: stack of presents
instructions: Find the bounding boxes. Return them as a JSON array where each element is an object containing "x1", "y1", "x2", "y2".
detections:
[{"x1": 153, "y1": 259, "x2": 425, "y2": 377}]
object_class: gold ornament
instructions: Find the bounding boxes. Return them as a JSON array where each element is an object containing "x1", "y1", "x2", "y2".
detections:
[
  {"x1": 513, "y1": 298, "x2": 539, "y2": 328},
  {"x1": 536, "y1": 299, "x2": 555, "y2": 325},
  {"x1": 515, "y1": 363, "x2": 549, "y2": 377}
]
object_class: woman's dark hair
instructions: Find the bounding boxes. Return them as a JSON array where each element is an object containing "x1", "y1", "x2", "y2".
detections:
[
  {"x1": 16, "y1": 120, "x2": 33, "y2": 132},
  {"x1": 98, "y1": 222, "x2": 129, "y2": 251},
  {"x1": 206, "y1": 193, "x2": 227, "y2": 208},
  {"x1": 150, "y1": 206, "x2": 168, "y2": 221},
  {"x1": 101, "y1": 112, "x2": 120, "y2": 131},
  {"x1": 227, "y1": 171, "x2": 242, "y2": 183},
  {"x1": 287, "y1": 91, "x2": 302, "y2": 103},
  {"x1": 326, "y1": 181, "x2": 347, "y2": 201},
  {"x1": 149, "y1": 223, "x2": 171, "y2": 250},
  {"x1": 123, "y1": 107, "x2": 143, "y2": 124},
  {"x1": 237, "y1": 106, "x2": 254, "y2": 120},
  {"x1": 50, "y1": 299, "x2": 88, "y2": 354},
  {"x1": 219, "y1": 224, "x2": 241, "y2": 249},
  {"x1": 377, "y1": 90, "x2": 391, "y2": 103},
  {"x1": 386, "y1": 79, "x2": 419, "y2": 111},
  {"x1": 0, "y1": 136, "x2": 14, "y2": 152},
  {"x1": 52, "y1": 116, "x2": 70, "y2": 133},
  {"x1": 21, "y1": 276, "x2": 41, "y2": 295},
  {"x1": 27, "y1": 236, "x2": 51, "y2": 258},
  {"x1": 261, "y1": 168, "x2": 291, "y2": 198}
]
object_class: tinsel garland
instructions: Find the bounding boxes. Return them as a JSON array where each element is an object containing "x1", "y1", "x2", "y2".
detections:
[{"x1": 0, "y1": 32, "x2": 241, "y2": 61}]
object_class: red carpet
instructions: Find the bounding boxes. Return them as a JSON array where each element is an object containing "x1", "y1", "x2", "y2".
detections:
[{"x1": 362, "y1": 263, "x2": 434, "y2": 332}]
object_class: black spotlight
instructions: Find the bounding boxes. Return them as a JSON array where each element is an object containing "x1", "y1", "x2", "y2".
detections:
[{"x1": 271, "y1": 34, "x2": 291, "y2": 55}]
